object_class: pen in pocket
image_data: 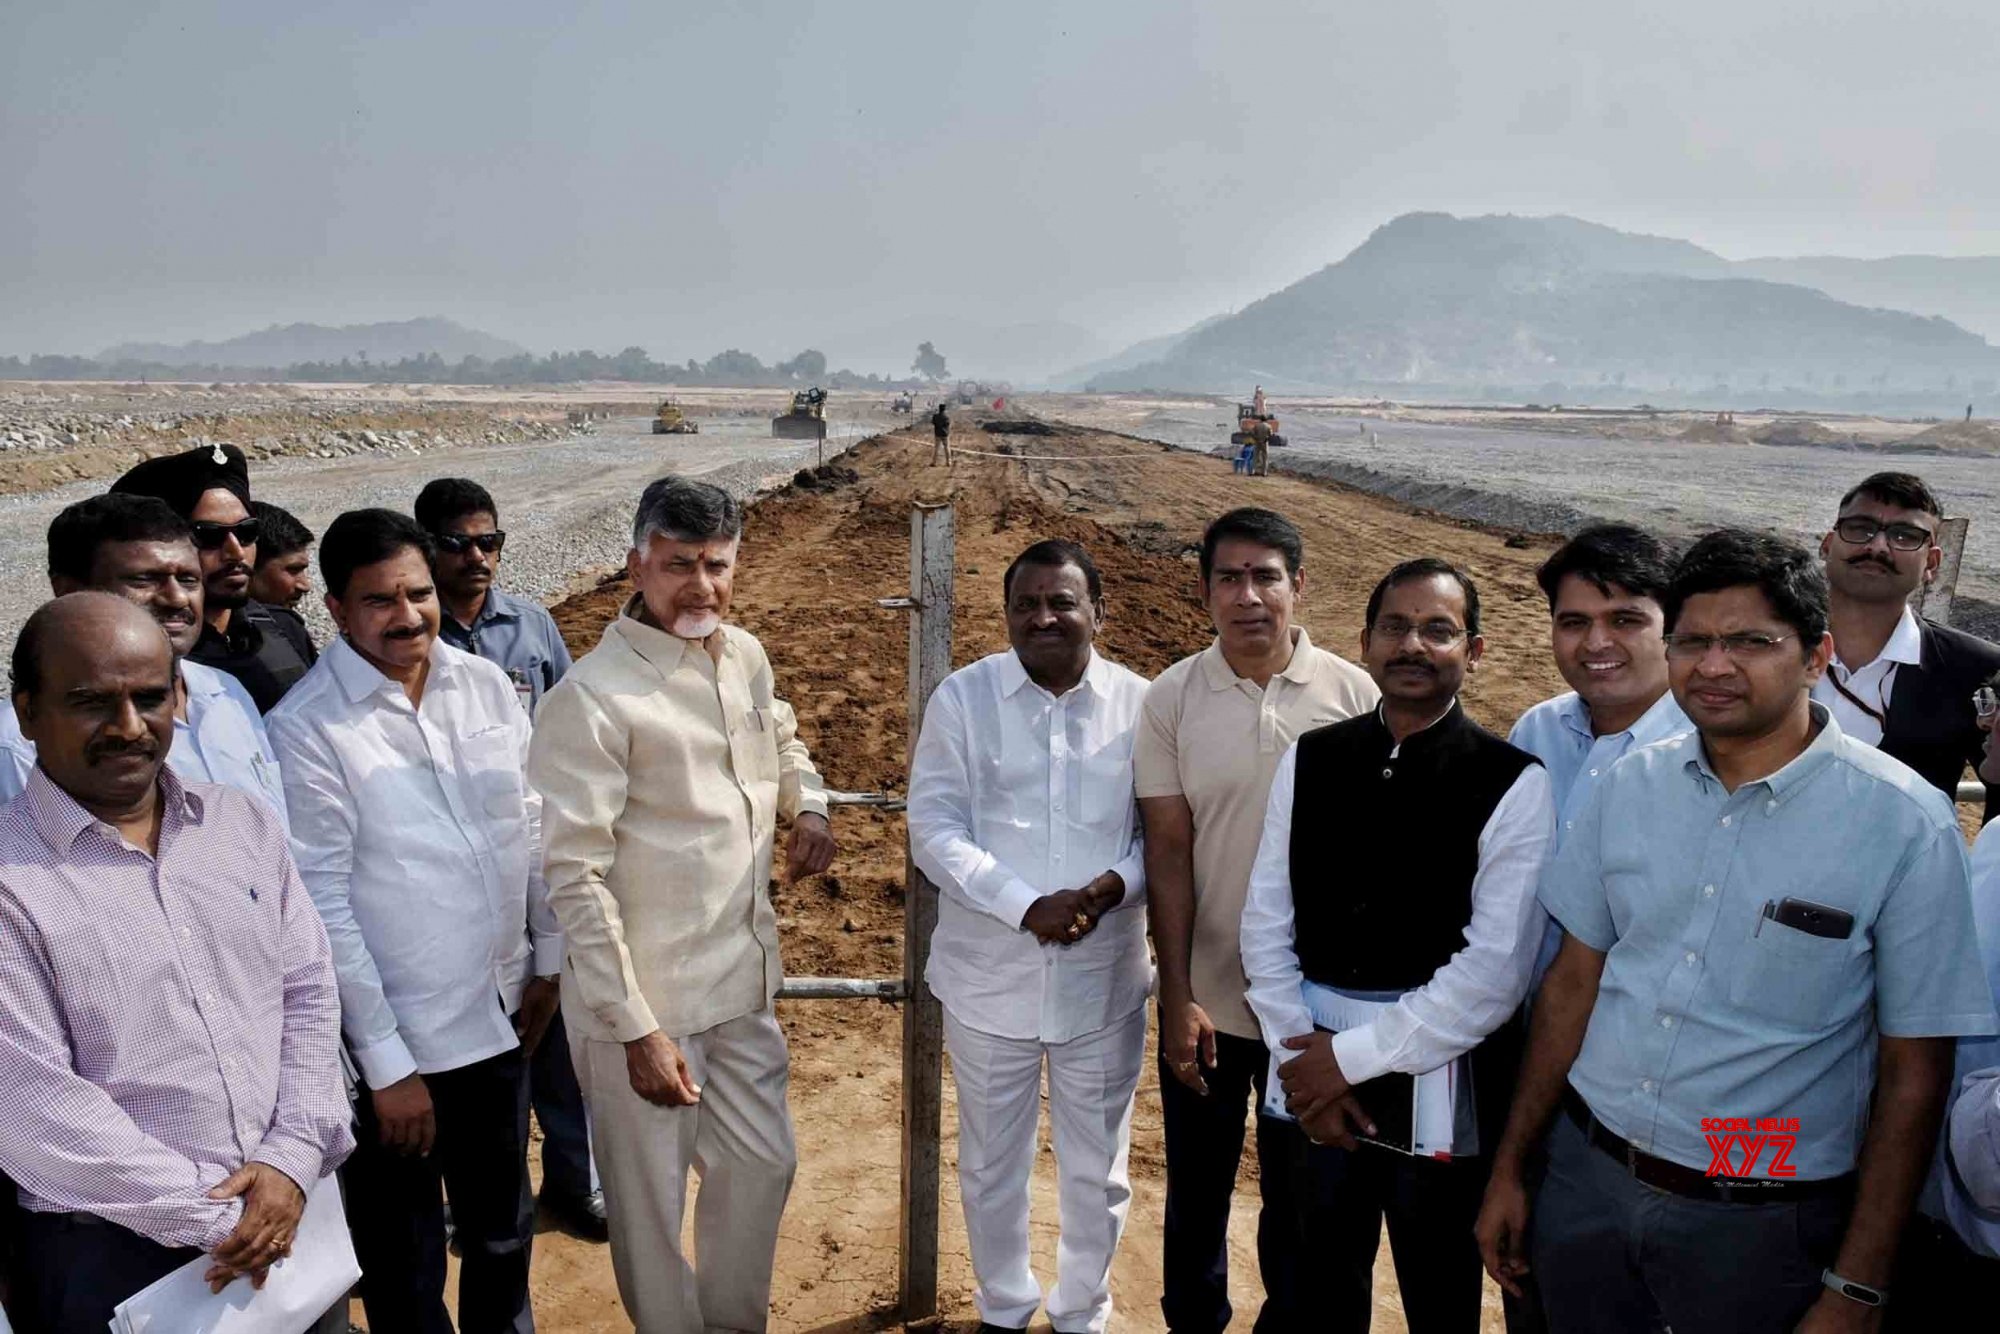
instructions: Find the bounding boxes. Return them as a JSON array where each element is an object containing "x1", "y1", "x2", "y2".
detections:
[{"x1": 1755, "y1": 899, "x2": 1775, "y2": 936}]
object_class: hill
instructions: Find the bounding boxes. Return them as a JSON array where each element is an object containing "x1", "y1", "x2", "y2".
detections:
[
  {"x1": 1089, "y1": 213, "x2": 2000, "y2": 405},
  {"x1": 1733, "y1": 256, "x2": 2000, "y2": 343},
  {"x1": 99, "y1": 317, "x2": 529, "y2": 369}
]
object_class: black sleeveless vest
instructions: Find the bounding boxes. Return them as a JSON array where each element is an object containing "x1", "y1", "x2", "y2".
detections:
[{"x1": 1287, "y1": 701, "x2": 1540, "y2": 1146}]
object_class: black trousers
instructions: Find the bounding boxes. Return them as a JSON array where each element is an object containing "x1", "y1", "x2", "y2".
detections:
[
  {"x1": 12, "y1": 1210, "x2": 199, "y2": 1333},
  {"x1": 1157, "y1": 1017, "x2": 1302, "y2": 1333},
  {"x1": 1291, "y1": 1132, "x2": 1490, "y2": 1334},
  {"x1": 1885, "y1": 1211, "x2": 2000, "y2": 1331},
  {"x1": 345, "y1": 1046, "x2": 535, "y2": 1334}
]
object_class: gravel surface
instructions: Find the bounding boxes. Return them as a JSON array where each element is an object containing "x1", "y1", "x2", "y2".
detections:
[{"x1": 0, "y1": 411, "x2": 888, "y2": 685}]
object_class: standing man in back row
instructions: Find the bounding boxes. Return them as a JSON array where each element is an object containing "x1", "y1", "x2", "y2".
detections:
[
  {"x1": 932, "y1": 401, "x2": 953, "y2": 465},
  {"x1": 414, "y1": 477, "x2": 598, "y2": 1242},
  {"x1": 111, "y1": 443, "x2": 316, "y2": 713},
  {"x1": 1136, "y1": 508, "x2": 1378, "y2": 1332}
]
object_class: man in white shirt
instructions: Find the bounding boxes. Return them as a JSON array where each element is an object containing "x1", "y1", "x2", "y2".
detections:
[
  {"x1": 909, "y1": 540, "x2": 1151, "y2": 1334},
  {"x1": 267, "y1": 508, "x2": 558, "y2": 1334},
  {"x1": 0, "y1": 494, "x2": 287, "y2": 823},
  {"x1": 1241, "y1": 558, "x2": 1554, "y2": 1334}
]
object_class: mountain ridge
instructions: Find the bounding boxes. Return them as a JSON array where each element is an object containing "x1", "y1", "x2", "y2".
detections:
[{"x1": 99, "y1": 316, "x2": 530, "y2": 368}]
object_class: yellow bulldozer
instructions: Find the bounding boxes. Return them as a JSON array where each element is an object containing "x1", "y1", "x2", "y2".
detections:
[
  {"x1": 772, "y1": 387, "x2": 829, "y2": 440},
  {"x1": 651, "y1": 399, "x2": 699, "y2": 434}
]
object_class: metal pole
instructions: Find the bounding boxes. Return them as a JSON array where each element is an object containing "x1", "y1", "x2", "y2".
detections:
[
  {"x1": 898, "y1": 502, "x2": 952, "y2": 1324},
  {"x1": 1914, "y1": 515, "x2": 1969, "y2": 623}
]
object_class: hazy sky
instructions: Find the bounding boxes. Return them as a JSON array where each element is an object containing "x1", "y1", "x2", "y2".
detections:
[{"x1": 6, "y1": 1, "x2": 1997, "y2": 378}]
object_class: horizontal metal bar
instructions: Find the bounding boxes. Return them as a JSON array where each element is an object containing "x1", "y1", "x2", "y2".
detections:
[
  {"x1": 825, "y1": 788, "x2": 907, "y2": 811},
  {"x1": 776, "y1": 977, "x2": 907, "y2": 1001},
  {"x1": 1959, "y1": 781, "x2": 1986, "y2": 805},
  {"x1": 876, "y1": 596, "x2": 920, "y2": 610}
]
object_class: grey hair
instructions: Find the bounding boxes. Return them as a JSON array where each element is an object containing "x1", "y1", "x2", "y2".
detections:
[{"x1": 630, "y1": 476, "x2": 742, "y2": 550}]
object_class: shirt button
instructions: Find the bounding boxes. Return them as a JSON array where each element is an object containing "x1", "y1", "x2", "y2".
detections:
[
  {"x1": 1660, "y1": 1016, "x2": 1674, "y2": 1028},
  {"x1": 1766, "y1": 800, "x2": 1777, "y2": 813},
  {"x1": 1381, "y1": 768, "x2": 1393, "y2": 779},
  {"x1": 1685, "y1": 952, "x2": 1698, "y2": 965},
  {"x1": 1565, "y1": 821, "x2": 1574, "y2": 831},
  {"x1": 181, "y1": 927, "x2": 192, "y2": 939},
  {"x1": 1720, "y1": 815, "x2": 1732, "y2": 827},
  {"x1": 1702, "y1": 884, "x2": 1716, "y2": 898},
  {"x1": 1589, "y1": 768, "x2": 1599, "y2": 777},
  {"x1": 1640, "y1": 1079, "x2": 1655, "y2": 1092}
]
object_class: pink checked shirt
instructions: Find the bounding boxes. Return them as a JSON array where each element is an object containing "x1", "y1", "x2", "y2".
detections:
[{"x1": 0, "y1": 766, "x2": 353, "y2": 1252}]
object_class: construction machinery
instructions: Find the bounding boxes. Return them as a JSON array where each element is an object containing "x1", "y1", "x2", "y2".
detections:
[
  {"x1": 772, "y1": 387, "x2": 829, "y2": 440},
  {"x1": 651, "y1": 399, "x2": 699, "y2": 434},
  {"x1": 1230, "y1": 402, "x2": 1286, "y2": 448}
]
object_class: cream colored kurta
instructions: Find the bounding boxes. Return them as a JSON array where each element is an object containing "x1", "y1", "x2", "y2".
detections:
[{"x1": 528, "y1": 600, "x2": 828, "y2": 1043}]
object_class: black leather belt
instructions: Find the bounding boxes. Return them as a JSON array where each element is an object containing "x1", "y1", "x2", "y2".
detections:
[{"x1": 1561, "y1": 1087, "x2": 1854, "y2": 1203}]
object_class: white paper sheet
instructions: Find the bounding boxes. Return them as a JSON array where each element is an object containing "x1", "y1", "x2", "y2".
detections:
[
  {"x1": 109, "y1": 1173, "x2": 358, "y2": 1334},
  {"x1": 1261, "y1": 983, "x2": 1472, "y2": 1159}
]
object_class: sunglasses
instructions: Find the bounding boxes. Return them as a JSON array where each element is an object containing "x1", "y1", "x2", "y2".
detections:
[
  {"x1": 190, "y1": 519, "x2": 261, "y2": 551},
  {"x1": 435, "y1": 530, "x2": 506, "y2": 556}
]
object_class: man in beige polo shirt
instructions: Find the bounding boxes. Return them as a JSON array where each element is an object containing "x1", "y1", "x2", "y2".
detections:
[
  {"x1": 1135, "y1": 507, "x2": 1378, "y2": 1333},
  {"x1": 527, "y1": 477, "x2": 835, "y2": 1334}
]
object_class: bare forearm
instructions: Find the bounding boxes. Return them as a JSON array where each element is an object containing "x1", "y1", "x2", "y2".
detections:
[
  {"x1": 1145, "y1": 838, "x2": 1196, "y2": 999},
  {"x1": 1831, "y1": 1036, "x2": 1954, "y2": 1286},
  {"x1": 1492, "y1": 938, "x2": 1602, "y2": 1175}
]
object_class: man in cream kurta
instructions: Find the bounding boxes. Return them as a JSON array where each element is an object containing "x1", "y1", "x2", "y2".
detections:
[{"x1": 528, "y1": 477, "x2": 833, "y2": 1334}]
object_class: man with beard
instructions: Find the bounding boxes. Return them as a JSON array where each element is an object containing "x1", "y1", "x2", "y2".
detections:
[
  {"x1": 1815, "y1": 471, "x2": 2000, "y2": 814},
  {"x1": 908, "y1": 540, "x2": 1150, "y2": 1334},
  {"x1": 528, "y1": 477, "x2": 833, "y2": 1333},
  {"x1": 414, "y1": 477, "x2": 595, "y2": 1240},
  {"x1": 0, "y1": 593, "x2": 351, "y2": 1332},
  {"x1": 0, "y1": 494, "x2": 287, "y2": 823},
  {"x1": 112, "y1": 444, "x2": 315, "y2": 713},
  {"x1": 1476, "y1": 530, "x2": 1996, "y2": 1333},
  {"x1": 267, "y1": 509, "x2": 558, "y2": 1333},
  {"x1": 1136, "y1": 507, "x2": 1378, "y2": 1333},
  {"x1": 1239, "y1": 558, "x2": 1555, "y2": 1334}
]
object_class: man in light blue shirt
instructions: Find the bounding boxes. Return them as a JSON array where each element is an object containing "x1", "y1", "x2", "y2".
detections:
[
  {"x1": 1475, "y1": 529, "x2": 1997, "y2": 1334},
  {"x1": 1, "y1": 494, "x2": 287, "y2": 825}
]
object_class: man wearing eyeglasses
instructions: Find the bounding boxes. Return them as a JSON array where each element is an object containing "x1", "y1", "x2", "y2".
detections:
[
  {"x1": 1239, "y1": 557, "x2": 1555, "y2": 1334},
  {"x1": 110, "y1": 444, "x2": 316, "y2": 713},
  {"x1": 1475, "y1": 529, "x2": 1997, "y2": 1334},
  {"x1": 415, "y1": 479, "x2": 573, "y2": 720},
  {"x1": 1816, "y1": 471, "x2": 2000, "y2": 815}
]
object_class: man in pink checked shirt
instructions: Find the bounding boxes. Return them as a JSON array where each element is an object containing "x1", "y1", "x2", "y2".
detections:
[{"x1": 0, "y1": 592, "x2": 353, "y2": 1332}]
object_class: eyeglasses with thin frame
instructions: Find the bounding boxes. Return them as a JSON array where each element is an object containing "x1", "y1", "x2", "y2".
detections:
[
  {"x1": 1663, "y1": 632, "x2": 1795, "y2": 660},
  {"x1": 434, "y1": 531, "x2": 506, "y2": 556},
  {"x1": 189, "y1": 519, "x2": 261, "y2": 551},
  {"x1": 1975, "y1": 686, "x2": 1999, "y2": 723},
  {"x1": 1832, "y1": 516, "x2": 1934, "y2": 552},
  {"x1": 1369, "y1": 617, "x2": 1466, "y2": 649}
]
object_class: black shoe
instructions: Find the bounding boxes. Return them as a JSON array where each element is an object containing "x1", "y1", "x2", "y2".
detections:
[{"x1": 540, "y1": 1186, "x2": 610, "y2": 1242}]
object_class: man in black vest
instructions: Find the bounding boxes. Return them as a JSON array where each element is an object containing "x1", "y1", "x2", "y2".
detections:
[
  {"x1": 1240, "y1": 557, "x2": 1555, "y2": 1333},
  {"x1": 1816, "y1": 471, "x2": 2000, "y2": 819}
]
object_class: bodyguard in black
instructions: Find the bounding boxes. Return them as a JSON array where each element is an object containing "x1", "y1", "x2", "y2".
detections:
[
  {"x1": 110, "y1": 443, "x2": 315, "y2": 712},
  {"x1": 1241, "y1": 559, "x2": 1555, "y2": 1333}
]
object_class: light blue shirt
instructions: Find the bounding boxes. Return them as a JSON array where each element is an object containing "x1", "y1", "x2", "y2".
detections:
[
  {"x1": 1932, "y1": 820, "x2": 2000, "y2": 1256},
  {"x1": 1510, "y1": 690, "x2": 1690, "y2": 985},
  {"x1": 0, "y1": 659, "x2": 288, "y2": 830},
  {"x1": 435, "y1": 588, "x2": 572, "y2": 717},
  {"x1": 1542, "y1": 702, "x2": 1998, "y2": 1180}
]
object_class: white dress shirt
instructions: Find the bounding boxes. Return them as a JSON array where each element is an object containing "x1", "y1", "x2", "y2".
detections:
[
  {"x1": 1940, "y1": 817, "x2": 2000, "y2": 1254},
  {"x1": 267, "y1": 636, "x2": 558, "y2": 1089},
  {"x1": 910, "y1": 649, "x2": 1152, "y2": 1044},
  {"x1": 1241, "y1": 729, "x2": 1555, "y2": 1084},
  {"x1": 0, "y1": 659, "x2": 288, "y2": 829},
  {"x1": 1812, "y1": 604, "x2": 1922, "y2": 747}
]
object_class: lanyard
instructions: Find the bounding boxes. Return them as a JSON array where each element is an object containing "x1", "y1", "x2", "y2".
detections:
[{"x1": 1828, "y1": 670, "x2": 1889, "y2": 730}]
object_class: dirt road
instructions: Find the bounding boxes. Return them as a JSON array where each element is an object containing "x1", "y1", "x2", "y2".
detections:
[{"x1": 488, "y1": 421, "x2": 1571, "y2": 1332}]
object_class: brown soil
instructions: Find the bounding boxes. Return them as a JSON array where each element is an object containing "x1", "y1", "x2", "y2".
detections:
[{"x1": 467, "y1": 422, "x2": 1572, "y2": 1331}]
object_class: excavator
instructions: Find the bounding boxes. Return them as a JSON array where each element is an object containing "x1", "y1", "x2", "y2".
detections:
[
  {"x1": 651, "y1": 399, "x2": 698, "y2": 434},
  {"x1": 1229, "y1": 386, "x2": 1286, "y2": 449},
  {"x1": 772, "y1": 387, "x2": 829, "y2": 440}
]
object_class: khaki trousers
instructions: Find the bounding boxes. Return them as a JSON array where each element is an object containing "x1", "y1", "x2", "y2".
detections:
[{"x1": 571, "y1": 1008, "x2": 797, "y2": 1334}]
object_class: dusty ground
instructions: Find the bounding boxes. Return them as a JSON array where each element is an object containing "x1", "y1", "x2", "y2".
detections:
[{"x1": 450, "y1": 419, "x2": 1573, "y2": 1333}]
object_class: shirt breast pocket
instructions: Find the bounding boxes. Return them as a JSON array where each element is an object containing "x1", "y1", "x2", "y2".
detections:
[
  {"x1": 1725, "y1": 918, "x2": 1859, "y2": 1032},
  {"x1": 1080, "y1": 734, "x2": 1136, "y2": 829},
  {"x1": 459, "y1": 726, "x2": 523, "y2": 819},
  {"x1": 744, "y1": 707, "x2": 780, "y2": 783}
]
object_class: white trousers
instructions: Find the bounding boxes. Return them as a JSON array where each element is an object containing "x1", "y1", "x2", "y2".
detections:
[
  {"x1": 943, "y1": 1004, "x2": 1147, "y2": 1333},
  {"x1": 571, "y1": 1008, "x2": 797, "y2": 1334}
]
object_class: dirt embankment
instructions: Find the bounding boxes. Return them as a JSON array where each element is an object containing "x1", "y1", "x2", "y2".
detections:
[{"x1": 506, "y1": 422, "x2": 1564, "y2": 1332}]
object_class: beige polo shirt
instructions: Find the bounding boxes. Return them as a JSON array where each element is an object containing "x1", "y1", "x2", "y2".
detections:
[
  {"x1": 1134, "y1": 628, "x2": 1378, "y2": 1039},
  {"x1": 527, "y1": 599, "x2": 828, "y2": 1043}
]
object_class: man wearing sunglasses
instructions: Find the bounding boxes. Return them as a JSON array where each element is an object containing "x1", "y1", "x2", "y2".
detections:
[
  {"x1": 414, "y1": 479, "x2": 572, "y2": 720},
  {"x1": 110, "y1": 443, "x2": 316, "y2": 714},
  {"x1": 1816, "y1": 471, "x2": 2000, "y2": 817}
]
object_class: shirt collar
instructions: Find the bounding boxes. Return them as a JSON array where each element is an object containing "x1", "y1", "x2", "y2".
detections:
[
  {"x1": 1199, "y1": 626, "x2": 1314, "y2": 691},
  {"x1": 177, "y1": 658, "x2": 229, "y2": 700},
  {"x1": 24, "y1": 762, "x2": 201, "y2": 853},
  {"x1": 1562, "y1": 688, "x2": 1688, "y2": 745},
  {"x1": 1883, "y1": 605, "x2": 1924, "y2": 668},
  {"x1": 611, "y1": 594, "x2": 732, "y2": 676},
  {"x1": 1683, "y1": 699, "x2": 1841, "y2": 803},
  {"x1": 461, "y1": 589, "x2": 523, "y2": 631},
  {"x1": 1000, "y1": 647, "x2": 1107, "y2": 699},
  {"x1": 325, "y1": 633, "x2": 455, "y2": 706}
]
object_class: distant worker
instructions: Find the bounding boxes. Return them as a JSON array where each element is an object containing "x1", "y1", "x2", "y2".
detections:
[
  {"x1": 1249, "y1": 418, "x2": 1273, "y2": 478},
  {"x1": 1253, "y1": 385, "x2": 1266, "y2": 419},
  {"x1": 932, "y1": 402, "x2": 953, "y2": 466}
]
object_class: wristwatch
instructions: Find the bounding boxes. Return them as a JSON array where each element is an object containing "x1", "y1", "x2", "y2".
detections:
[{"x1": 1821, "y1": 1269, "x2": 1888, "y2": 1307}]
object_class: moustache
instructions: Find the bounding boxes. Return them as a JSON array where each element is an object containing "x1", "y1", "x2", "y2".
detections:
[
  {"x1": 215, "y1": 561, "x2": 253, "y2": 579},
  {"x1": 86, "y1": 738, "x2": 158, "y2": 766},
  {"x1": 1387, "y1": 657, "x2": 1436, "y2": 674},
  {"x1": 1847, "y1": 554, "x2": 1896, "y2": 572},
  {"x1": 383, "y1": 625, "x2": 428, "y2": 640}
]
